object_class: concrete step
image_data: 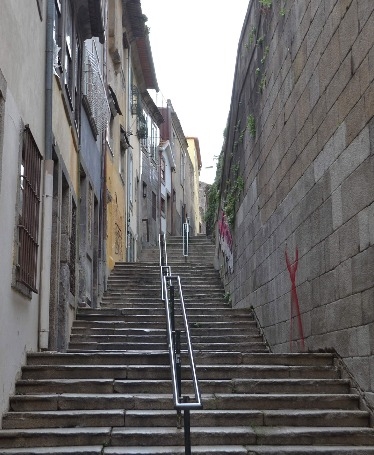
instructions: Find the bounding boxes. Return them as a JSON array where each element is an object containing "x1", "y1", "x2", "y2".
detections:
[
  {"x1": 76, "y1": 307, "x2": 254, "y2": 319},
  {"x1": 5, "y1": 406, "x2": 368, "y2": 431},
  {"x1": 25, "y1": 352, "x2": 336, "y2": 367},
  {"x1": 72, "y1": 320, "x2": 260, "y2": 331},
  {"x1": 67, "y1": 342, "x2": 268, "y2": 353},
  {"x1": 20, "y1": 363, "x2": 339, "y2": 381},
  {"x1": 0, "y1": 448, "x2": 103, "y2": 455},
  {"x1": 104, "y1": 446, "x2": 374, "y2": 455},
  {"x1": 0, "y1": 428, "x2": 111, "y2": 448},
  {"x1": 75, "y1": 312, "x2": 255, "y2": 323},
  {"x1": 109, "y1": 426, "x2": 374, "y2": 447},
  {"x1": 9, "y1": 393, "x2": 361, "y2": 413},
  {"x1": 2, "y1": 445, "x2": 374, "y2": 455},
  {"x1": 2, "y1": 410, "x2": 125, "y2": 429},
  {"x1": 15, "y1": 378, "x2": 347, "y2": 396}
]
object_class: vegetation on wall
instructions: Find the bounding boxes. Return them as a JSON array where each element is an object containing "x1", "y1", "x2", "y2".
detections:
[
  {"x1": 205, "y1": 148, "x2": 224, "y2": 237},
  {"x1": 259, "y1": 0, "x2": 272, "y2": 9},
  {"x1": 247, "y1": 114, "x2": 256, "y2": 138},
  {"x1": 223, "y1": 164, "x2": 244, "y2": 228}
]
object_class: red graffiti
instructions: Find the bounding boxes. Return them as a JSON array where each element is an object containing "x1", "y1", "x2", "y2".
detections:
[
  {"x1": 285, "y1": 247, "x2": 305, "y2": 351},
  {"x1": 218, "y1": 210, "x2": 234, "y2": 272},
  {"x1": 218, "y1": 211, "x2": 233, "y2": 252}
]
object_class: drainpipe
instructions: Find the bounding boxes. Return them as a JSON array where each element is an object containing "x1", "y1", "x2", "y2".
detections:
[
  {"x1": 159, "y1": 148, "x2": 162, "y2": 236},
  {"x1": 39, "y1": 0, "x2": 54, "y2": 350},
  {"x1": 170, "y1": 165, "x2": 174, "y2": 235}
]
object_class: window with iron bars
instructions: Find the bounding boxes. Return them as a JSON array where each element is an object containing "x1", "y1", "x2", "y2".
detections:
[
  {"x1": 16, "y1": 126, "x2": 42, "y2": 293},
  {"x1": 131, "y1": 85, "x2": 148, "y2": 141}
]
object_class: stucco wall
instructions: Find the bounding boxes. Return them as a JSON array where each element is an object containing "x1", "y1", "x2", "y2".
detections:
[
  {"x1": 218, "y1": 0, "x2": 374, "y2": 406},
  {"x1": 0, "y1": 1, "x2": 46, "y2": 424},
  {"x1": 0, "y1": 89, "x2": 40, "y2": 424}
]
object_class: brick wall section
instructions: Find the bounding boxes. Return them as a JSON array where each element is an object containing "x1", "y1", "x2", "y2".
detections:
[{"x1": 218, "y1": 0, "x2": 374, "y2": 406}]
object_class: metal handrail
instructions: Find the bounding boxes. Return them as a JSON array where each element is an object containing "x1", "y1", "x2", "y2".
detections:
[
  {"x1": 159, "y1": 234, "x2": 170, "y2": 301},
  {"x1": 182, "y1": 219, "x2": 189, "y2": 256},
  {"x1": 158, "y1": 234, "x2": 202, "y2": 455},
  {"x1": 163, "y1": 274, "x2": 202, "y2": 410}
]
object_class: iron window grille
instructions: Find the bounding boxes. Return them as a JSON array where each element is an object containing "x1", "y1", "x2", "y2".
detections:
[
  {"x1": 17, "y1": 126, "x2": 42, "y2": 293},
  {"x1": 131, "y1": 85, "x2": 148, "y2": 140}
]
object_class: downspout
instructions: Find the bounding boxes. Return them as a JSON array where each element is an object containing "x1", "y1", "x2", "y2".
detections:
[
  {"x1": 158, "y1": 148, "x2": 162, "y2": 235},
  {"x1": 170, "y1": 166, "x2": 174, "y2": 235},
  {"x1": 39, "y1": 0, "x2": 54, "y2": 350}
]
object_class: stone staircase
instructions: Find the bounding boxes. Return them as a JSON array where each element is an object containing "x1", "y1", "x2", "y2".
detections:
[{"x1": 0, "y1": 235, "x2": 374, "y2": 453}]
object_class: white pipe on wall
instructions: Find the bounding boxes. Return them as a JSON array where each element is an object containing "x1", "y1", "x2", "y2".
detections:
[{"x1": 39, "y1": 160, "x2": 54, "y2": 349}]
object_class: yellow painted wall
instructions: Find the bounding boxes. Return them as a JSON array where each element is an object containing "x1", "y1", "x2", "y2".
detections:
[{"x1": 52, "y1": 77, "x2": 79, "y2": 194}]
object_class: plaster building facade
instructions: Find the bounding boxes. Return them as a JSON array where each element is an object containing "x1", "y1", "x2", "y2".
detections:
[
  {"x1": 187, "y1": 137, "x2": 203, "y2": 234},
  {"x1": 159, "y1": 100, "x2": 201, "y2": 236},
  {"x1": 0, "y1": 0, "x2": 47, "y2": 425},
  {"x1": 0, "y1": 0, "x2": 202, "y2": 424}
]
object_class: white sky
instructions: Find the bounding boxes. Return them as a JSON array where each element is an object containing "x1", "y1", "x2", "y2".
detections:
[{"x1": 140, "y1": 0, "x2": 249, "y2": 184}]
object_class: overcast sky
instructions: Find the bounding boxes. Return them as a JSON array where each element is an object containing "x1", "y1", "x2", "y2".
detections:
[{"x1": 140, "y1": 0, "x2": 249, "y2": 184}]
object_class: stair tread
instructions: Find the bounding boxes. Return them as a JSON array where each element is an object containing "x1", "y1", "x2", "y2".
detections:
[{"x1": 3, "y1": 236, "x2": 373, "y2": 452}]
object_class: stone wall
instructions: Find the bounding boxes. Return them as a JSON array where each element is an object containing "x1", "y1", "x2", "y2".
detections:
[{"x1": 218, "y1": 0, "x2": 374, "y2": 406}]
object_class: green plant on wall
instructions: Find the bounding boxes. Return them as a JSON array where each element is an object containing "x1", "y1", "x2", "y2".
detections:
[
  {"x1": 259, "y1": 0, "x2": 272, "y2": 8},
  {"x1": 224, "y1": 165, "x2": 245, "y2": 228},
  {"x1": 205, "y1": 147, "x2": 224, "y2": 236},
  {"x1": 259, "y1": 73, "x2": 267, "y2": 93},
  {"x1": 247, "y1": 114, "x2": 256, "y2": 138},
  {"x1": 261, "y1": 45, "x2": 270, "y2": 64},
  {"x1": 245, "y1": 26, "x2": 257, "y2": 49},
  {"x1": 224, "y1": 291, "x2": 232, "y2": 305}
]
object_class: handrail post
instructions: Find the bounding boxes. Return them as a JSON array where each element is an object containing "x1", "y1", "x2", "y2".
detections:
[
  {"x1": 183, "y1": 396, "x2": 191, "y2": 455},
  {"x1": 176, "y1": 330, "x2": 182, "y2": 428},
  {"x1": 176, "y1": 330, "x2": 181, "y2": 398},
  {"x1": 170, "y1": 283, "x2": 175, "y2": 335},
  {"x1": 183, "y1": 219, "x2": 189, "y2": 257}
]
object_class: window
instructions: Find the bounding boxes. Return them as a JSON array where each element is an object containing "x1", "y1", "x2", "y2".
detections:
[
  {"x1": 150, "y1": 123, "x2": 157, "y2": 162},
  {"x1": 161, "y1": 197, "x2": 165, "y2": 216},
  {"x1": 16, "y1": 126, "x2": 42, "y2": 293},
  {"x1": 54, "y1": 0, "x2": 82, "y2": 128},
  {"x1": 180, "y1": 152, "x2": 185, "y2": 186},
  {"x1": 83, "y1": 39, "x2": 110, "y2": 137},
  {"x1": 64, "y1": 0, "x2": 74, "y2": 100},
  {"x1": 160, "y1": 157, "x2": 165, "y2": 182},
  {"x1": 119, "y1": 148, "x2": 125, "y2": 178},
  {"x1": 53, "y1": 0, "x2": 62, "y2": 69},
  {"x1": 152, "y1": 192, "x2": 156, "y2": 220},
  {"x1": 106, "y1": 115, "x2": 114, "y2": 154}
]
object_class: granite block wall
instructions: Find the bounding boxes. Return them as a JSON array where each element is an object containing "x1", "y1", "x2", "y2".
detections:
[{"x1": 218, "y1": 0, "x2": 374, "y2": 406}]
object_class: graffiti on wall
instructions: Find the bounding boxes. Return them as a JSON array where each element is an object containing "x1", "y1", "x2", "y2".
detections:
[
  {"x1": 218, "y1": 210, "x2": 233, "y2": 273},
  {"x1": 285, "y1": 247, "x2": 305, "y2": 351}
]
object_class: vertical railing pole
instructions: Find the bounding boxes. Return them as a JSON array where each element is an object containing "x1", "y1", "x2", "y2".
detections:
[
  {"x1": 176, "y1": 330, "x2": 181, "y2": 397},
  {"x1": 183, "y1": 396, "x2": 191, "y2": 455},
  {"x1": 176, "y1": 330, "x2": 182, "y2": 428},
  {"x1": 170, "y1": 284, "x2": 175, "y2": 334}
]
